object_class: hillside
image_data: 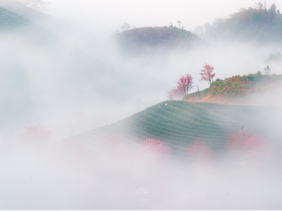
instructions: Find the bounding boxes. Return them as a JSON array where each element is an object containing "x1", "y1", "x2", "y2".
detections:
[
  {"x1": 114, "y1": 26, "x2": 206, "y2": 55},
  {"x1": 0, "y1": 6, "x2": 55, "y2": 45},
  {"x1": 0, "y1": 7, "x2": 31, "y2": 29},
  {"x1": 197, "y1": 3, "x2": 282, "y2": 44},
  {"x1": 0, "y1": 0, "x2": 50, "y2": 22},
  {"x1": 70, "y1": 101, "x2": 281, "y2": 153},
  {"x1": 186, "y1": 72, "x2": 282, "y2": 106}
]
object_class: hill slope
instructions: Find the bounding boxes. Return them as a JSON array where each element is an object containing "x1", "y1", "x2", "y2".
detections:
[
  {"x1": 186, "y1": 72, "x2": 282, "y2": 106},
  {"x1": 0, "y1": 6, "x2": 55, "y2": 45},
  {"x1": 71, "y1": 101, "x2": 281, "y2": 153},
  {"x1": 198, "y1": 3, "x2": 282, "y2": 44}
]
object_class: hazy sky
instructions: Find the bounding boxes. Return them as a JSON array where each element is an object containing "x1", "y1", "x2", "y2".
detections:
[{"x1": 47, "y1": 0, "x2": 282, "y2": 34}]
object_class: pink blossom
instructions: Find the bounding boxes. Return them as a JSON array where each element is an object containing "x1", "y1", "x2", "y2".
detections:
[
  {"x1": 177, "y1": 74, "x2": 193, "y2": 96},
  {"x1": 200, "y1": 64, "x2": 216, "y2": 85}
]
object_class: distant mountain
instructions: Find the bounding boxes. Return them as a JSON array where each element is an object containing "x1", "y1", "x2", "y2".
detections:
[
  {"x1": 197, "y1": 3, "x2": 282, "y2": 44},
  {"x1": 114, "y1": 26, "x2": 207, "y2": 55}
]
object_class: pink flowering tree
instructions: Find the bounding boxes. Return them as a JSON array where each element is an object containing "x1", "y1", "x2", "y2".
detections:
[
  {"x1": 142, "y1": 138, "x2": 171, "y2": 157},
  {"x1": 177, "y1": 74, "x2": 193, "y2": 96},
  {"x1": 167, "y1": 88, "x2": 184, "y2": 100},
  {"x1": 22, "y1": 124, "x2": 50, "y2": 141},
  {"x1": 186, "y1": 138, "x2": 215, "y2": 160},
  {"x1": 200, "y1": 64, "x2": 216, "y2": 86}
]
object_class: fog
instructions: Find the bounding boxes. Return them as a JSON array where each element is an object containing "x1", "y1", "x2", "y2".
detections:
[{"x1": 1, "y1": 0, "x2": 282, "y2": 209}]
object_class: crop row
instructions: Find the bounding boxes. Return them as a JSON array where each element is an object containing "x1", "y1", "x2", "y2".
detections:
[{"x1": 141, "y1": 109, "x2": 226, "y2": 136}]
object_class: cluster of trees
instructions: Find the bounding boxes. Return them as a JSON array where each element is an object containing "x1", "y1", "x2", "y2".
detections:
[
  {"x1": 168, "y1": 63, "x2": 215, "y2": 100},
  {"x1": 194, "y1": 3, "x2": 282, "y2": 43}
]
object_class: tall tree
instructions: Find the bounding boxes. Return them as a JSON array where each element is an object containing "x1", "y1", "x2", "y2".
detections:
[
  {"x1": 177, "y1": 74, "x2": 193, "y2": 96},
  {"x1": 200, "y1": 64, "x2": 216, "y2": 86}
]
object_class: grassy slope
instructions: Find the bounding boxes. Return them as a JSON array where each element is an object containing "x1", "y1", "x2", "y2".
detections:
[
  {"x1": 76, "y1": 101, "x2": 279, "y2": 153},
  {"x1": 186, "y1": 72, "x2": 282, "y2": 104}
]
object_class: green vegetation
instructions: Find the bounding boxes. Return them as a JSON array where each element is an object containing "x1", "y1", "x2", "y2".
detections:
[
  {"x1": 0, "y1": 7, "x2": 55, "y2": 45},
  {"x1": 199, "y1": 3, "x2": 282, "y2": 43},
  {"x1": 0, "y1": 7, "x2": 31, "y2": 29},
  {"x1": 188, "y1": 72, "x2": 282, "y2": 98},
  {"x1": 83, "y1": 101, "x2": 275, "y2": 152}
]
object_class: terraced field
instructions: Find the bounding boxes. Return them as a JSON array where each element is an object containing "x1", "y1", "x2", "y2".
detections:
[
  {"x1": 0, "y1": 7, "x2": 55, "y2": 44},
  {"x1": 78, "y1": 101, "x2": 281, "y2": 152},
  {"x1": 0, "y1": 7, "x2": 30, "y2": 29}
]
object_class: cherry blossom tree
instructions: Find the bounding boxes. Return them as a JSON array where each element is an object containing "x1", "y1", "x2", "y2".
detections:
[
  {"x1": 186, "y1": 138, "x2": 215, "y2": 160},
  {"x1": 177, "y1": 74, "x2": 193, "y2": 96},
  {"x1": 167, "y1": 88, "x2": 184, "y2": 100},
  {"x1": 200, "y1": 64, "x2": 216, "y2": 86}
]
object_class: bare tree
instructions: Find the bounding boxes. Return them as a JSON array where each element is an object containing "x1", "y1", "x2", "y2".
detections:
[
  {"x1": 178, "y1": 21, "x2": 181, "y2": 28},
  {"x1": 21, "y1": 0, "x2": 50, "y2": 11},
  {"x1": 264, "y1": 65, "x2": 270, "y2": 75}
]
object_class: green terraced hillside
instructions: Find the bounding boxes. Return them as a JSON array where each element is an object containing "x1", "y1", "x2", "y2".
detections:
[
  {"x1": 0, "y1": 7, "x2": 55, "y2": 44},
  {"x1": 77, "y1": 101, "x2": 281, "y2": 152},
  {"x1": 0, "y1": 7, "x2": 30, "y2": 29}
]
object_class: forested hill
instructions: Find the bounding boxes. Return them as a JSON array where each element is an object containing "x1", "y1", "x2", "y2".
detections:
[
  {"x1": 197, "y1": 3, "x2": 282, "y2": 44},
  {"x1": 114, "y1": 26, "x2": 206, "y2": 55}
]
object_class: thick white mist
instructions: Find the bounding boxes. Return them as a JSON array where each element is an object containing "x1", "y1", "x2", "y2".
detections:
[{"x1": 0, "y1": 0, "x2": 282, "y2": 209}]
